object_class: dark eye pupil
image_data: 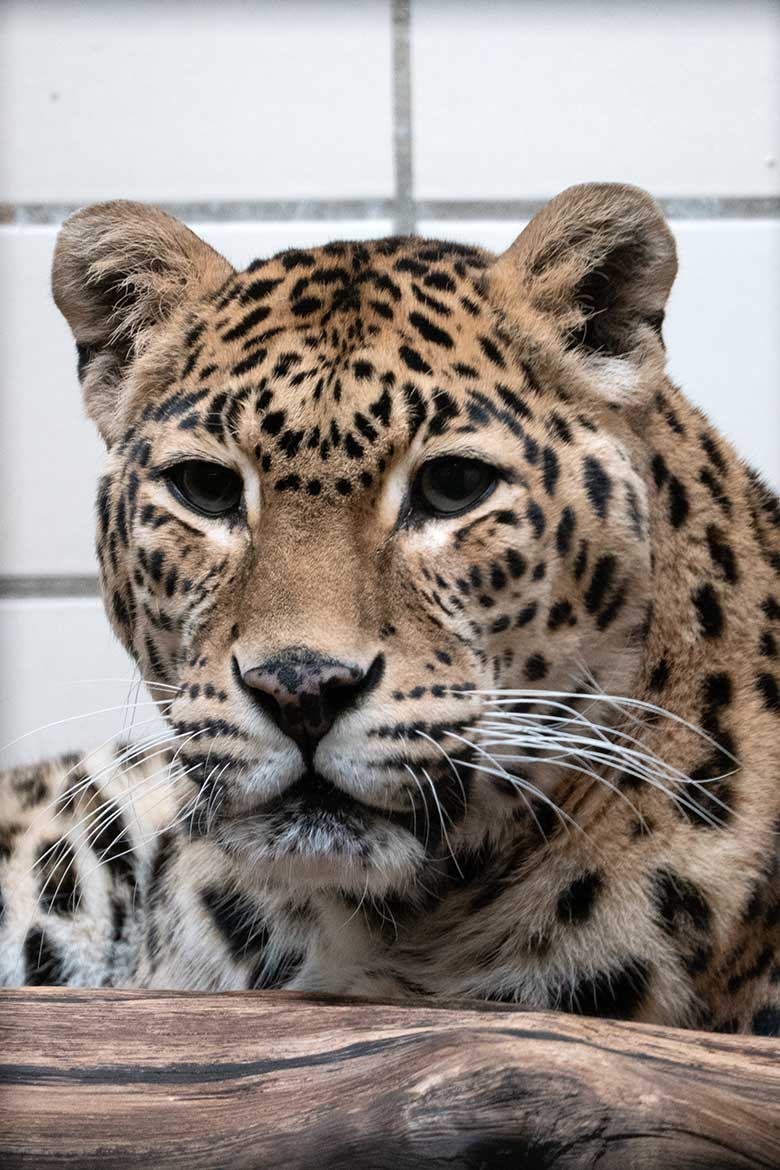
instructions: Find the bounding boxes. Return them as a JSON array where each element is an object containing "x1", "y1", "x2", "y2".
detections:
[
  {"x1": 170, "y1": 461, "x2": 242, "y2": 516},
  {"x1": 417, "y1": 457, "x2": 497, "y2": 516}
]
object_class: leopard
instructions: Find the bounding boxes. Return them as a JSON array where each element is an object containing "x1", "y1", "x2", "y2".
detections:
[{"x1": 1, "y1": 182, "x2": 778, "y2": 1036}]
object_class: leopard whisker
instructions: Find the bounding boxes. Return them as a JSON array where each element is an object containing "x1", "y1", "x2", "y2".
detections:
[
  {"x1": 0, "y1": 698, "x2": 170, "y2": 760},
  {"x1": 414, "y1": 729, "x2": 469, "y2": 815},
  {"x1": 403, "y1": 765, "x2": 432, "y2": 852},
  {"x1": 474, "y1": 688, "x2": 741, "y2": 767},
  {"x1": 440, "y1": 728, "x2": 575, "y2": 839}
]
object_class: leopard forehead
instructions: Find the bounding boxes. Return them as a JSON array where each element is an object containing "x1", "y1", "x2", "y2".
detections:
[{"x1": 122, "y1": 234, "x2": 631, "y2": 500}]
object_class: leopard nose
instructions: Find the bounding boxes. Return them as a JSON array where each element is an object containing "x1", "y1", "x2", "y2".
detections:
[{"x1": 236, "y1": 647, "x2": 384, "y2": 752}]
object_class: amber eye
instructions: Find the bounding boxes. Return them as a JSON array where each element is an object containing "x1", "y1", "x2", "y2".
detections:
[
  {"x1": 415, "y1": 456, "x2": 498, "y2": 517},
  {"x1": 166, "y1": 460, "x2": 243, "y2": 517}
]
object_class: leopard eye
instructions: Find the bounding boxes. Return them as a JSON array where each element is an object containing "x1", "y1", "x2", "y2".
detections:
[
  {"x1": 166, "y1": 460, "x2": 243, "y2": 518},
  {"x1": 415, "y1": 456, "x2": 498, "y2": 517}
]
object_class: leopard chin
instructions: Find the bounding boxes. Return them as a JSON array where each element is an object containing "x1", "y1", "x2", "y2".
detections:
[{"x1": 211, "y1": 772, "x2": 428, "y2": 896}]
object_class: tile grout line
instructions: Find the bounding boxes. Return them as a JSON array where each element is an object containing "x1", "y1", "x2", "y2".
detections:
[
  {"x1": 2, "y1": 199, "x2": 398, "y2": 227},
  {"x1": 3, "y1": 196, "x2": 779, "y2": 228},
  {"x1": 392, "y1": 0, "x2": 415, "y2": 235},
  {"x1": 0, "y1": 577, "x2": 100, "y2": 600},
  {"x1": 417, "y1": 196, "x2": 780, "y2": 221}
]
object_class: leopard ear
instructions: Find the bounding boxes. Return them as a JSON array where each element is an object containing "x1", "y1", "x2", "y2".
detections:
[
  {"x1": 490, "y1": 183, "x2": 677, "y2": 396},
  {"x1": 52, "y1": 201, "x2": 234, "y2": 444}
]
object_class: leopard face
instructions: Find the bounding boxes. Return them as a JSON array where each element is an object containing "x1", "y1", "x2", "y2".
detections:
[{"x1": 52, "y1": 185, "x2": 674, "y2": 897}]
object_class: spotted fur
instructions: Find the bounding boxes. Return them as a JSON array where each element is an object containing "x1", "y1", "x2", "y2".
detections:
[{"x1": 1, "y1": 184, "x2": 778, "y2": 1035}]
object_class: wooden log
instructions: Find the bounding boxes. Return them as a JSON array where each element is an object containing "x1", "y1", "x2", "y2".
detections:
[{"x1": 0, "y1": 989, "x2": 778, "y2": 1169}]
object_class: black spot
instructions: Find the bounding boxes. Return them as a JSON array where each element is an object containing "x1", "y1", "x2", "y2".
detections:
[
  {"x1": 399, "y1": 345, "x2": 432, "y2": 375},
  {"x1": 760, "y1": 631, "x2": 777, "y2": 658},
  {"x1": 394, "y1": 257, "x2": 428, "y2": 276},
  {"x1": 232, "y1": 347, "x2": 268, "y2": 377},
  {"x1": 756, "y1": 672, "x2": 780, "y2": 713},
  {"x1": 548, "y1": 600, "x2": 574, "y2": 631},
  {"x1": 369, "y1": 388, "x2": 392, "y2": 426},
  {"x1": 241, "y1": 277, "x2": 282, "y2": 303},
  {"x1": 37, "y1": 838, "x2": 80, "y2": 916},
  {"x1": 699, "y1": 467, "x2": 733, "y2": 516},
  {"x1": 478, "y1": 336, "x2": 505, "y2": 368},
  {"x1": 692, "y1": 583, "x2": 724, "y2": 638},
  {"x1": 402, "y1": 382, "x2": 428, "y2": 440},
  {"x1": 526, "y1": 501, "x2": 546, "y2": 539},
  {"x1": 275, "y1": 474, "x2": 301, "y2": 492},
  {"x1": 221, "y1": 305, "x2": 271, "y2": 342},
  {"x1": 291, "y1": 296, "x2": 323, "y2": 317},
  {"x1": 148, "y1": 831, "x2": 176, "y2": 903},
  {"x1": 559, "y1": 958, "x2": 650, "y2": 1019},
  {"x1": 649, "y1": 658, "x2": 670, "y2": 691},
  {"x1": 668, "y1": 477, "x2": 689, "y2": 528},
  {"x1": 515, "y1": 602, "x2": 538, "y2": 627},
  {"x1": 424, "y1": 269, "x2": 456, "y2": 292},
  {"x1": 546, "y1": 412, "x2": 572, "y2": 444},
  {"x1": 556, "y1": 872, "x2": 602, "y2": 925},
  {"x1": 727, "y1": 944, "x2": 773, "y2": 995},
  {"x1": 700, "y1": 432, "x2": 727, "y2": 472},
  {"x1": 555, "y1": 507, "x2": 576, "y2": 556},
  {"x1": 409, "y1": 311, "x2": 453, "y2": 349},
  {"x1": 651, "y1": 453, "x2": 668, "y2": 487},
  {"x1": 504, "y1": 549, "x2": 526, "y2": 579},
  {"x1": 250, "y1": 948, "x2": 304, "y2": 990},
  {"x1": 702, "y1": 672, "x2": 732, "y2": 712},
  {"x1": 280, "y1": 250, "x2": 316, "y2": 271},
  {"x1": 596, "y1": 586, "x2": 627, "y2": 630},
  {"x1": 490, "y1": 562, "x2": 507, "y2": 591},
  {"x1": 262, "y1": 410, "x2": 286, "y2": 437},
  {"x1": 573, "y1": 541, "x2": 588, "y2": 581},
  {"x1": 752, "y1": 1006, "x2": 780, "y2": 1036},
  {"x1": 584, "y1": 555, "x2": 616, "y2": 614},
  {"x1": 542, "y1": 448, "x2": 559, "y2": 495},
  {"x1": 24, "y1": 929, "x2": 67, "y2": 986},
  {"x1": 706, "y1": 526, "x2": 738, "y2": 584},
  {"x1": 583, "y1": 456, "x2": 612, "y2": 519},
  {"x1": 495, "y1": 384, "x2": 532, "y2": 419},
  {"x1": 428, "y1": 388, "x2": 459, "y2": 435},
  {"x1": 201, "y1": 886, "x2": 267, "y2": 962},
  {"x1": 763, "y1": 596, "x2": 780, "y2": 621},
  {"x1": 88, "y1": 793, "x2": 136, "y2": 887},
  {"x1": 525, "y1": 654, "x2": 548, "y2": 681},
  {"x1": 651, "y1": 868, "x2": 711, "y2": 935}
]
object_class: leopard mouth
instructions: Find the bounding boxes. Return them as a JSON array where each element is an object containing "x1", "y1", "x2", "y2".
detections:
[
  {"x1": 230, "y1": 770, "x2": 415, "y2": 829},
  {"x1": 213, "y1": 770, "x2": 426, "y2": 894},
  {"x1": 261, "y1": 770, "x2": 374, "y2": 833}
]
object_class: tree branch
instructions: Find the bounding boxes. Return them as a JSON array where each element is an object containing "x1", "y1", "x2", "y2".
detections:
[{"x1": 1, "y1": 989, "x2": 778, "y2": 1169}]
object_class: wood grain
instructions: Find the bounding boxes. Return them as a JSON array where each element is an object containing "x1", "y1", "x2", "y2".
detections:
[{"x1": 0, "y1": 989, "x2": 778, "y2": 1169}]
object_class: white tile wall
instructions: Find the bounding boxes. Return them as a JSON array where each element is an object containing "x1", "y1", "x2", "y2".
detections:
[
  {"x1": 412, "y1": 0, "x2": 780, "y2": 199},
  {"x1": 0, "y1": 599, "x2": 166, "y2": 768},
  {"x1": 0, "y1": 0, "x2": 394, "y2": 202},
  {"x1": 665, "y1": 220, "x2": 780, "y2": 487},
  {"x1": 0, "y1": 219, "x2": 394, "y2": 577},
  {"x1": 419, "y1": 218, "x2": 780, "y2": 490},
  {"x1": 0, "y1": 226, "x2": 104, "y2": 577}
]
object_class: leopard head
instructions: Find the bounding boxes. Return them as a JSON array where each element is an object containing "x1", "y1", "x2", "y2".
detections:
[{"x1": 52, "y1": 183, "x2": 676, "y2": 897}]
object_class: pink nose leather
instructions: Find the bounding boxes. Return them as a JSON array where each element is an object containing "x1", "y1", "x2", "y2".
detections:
[{"x1": 240, "y1": 647, "x2": 367, "y2": 748}]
